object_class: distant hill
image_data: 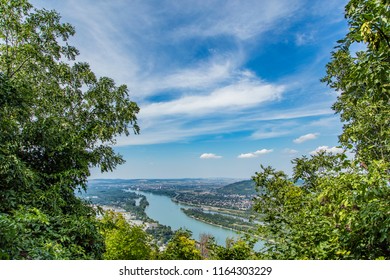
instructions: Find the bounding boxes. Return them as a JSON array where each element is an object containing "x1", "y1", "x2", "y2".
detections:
[{"x1": 217, "y1": 180, "x2": 257, "y2": 195}]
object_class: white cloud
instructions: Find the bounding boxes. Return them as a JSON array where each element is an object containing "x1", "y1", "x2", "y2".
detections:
[
  {"x1": 293, "y1": 133, "x2": 319, "y2": 144},
  {"x1": 238, "y1": 149, "x2": 273, "y2": 159},
  {"x1": 238, "y1": 153, "x2": 258, "y2": 159},
  {"x1": 200, "y1": 153, "x2": 222, "y2": 159},
  {"x1": 136, "y1": 58, "x2": 238, "y2": 97},
  {"x1": 141, "y1": 79, "x2": 284, "y2": 118},
  {"x1": 255, "y1": 149, "x2": 274, "y2": 155},
  {"x1": 310, "y1": 146, "x2": 344, "y2": 155},
  {"x1": 159, "y1": 61, "x2": 233, "y2": 91}
]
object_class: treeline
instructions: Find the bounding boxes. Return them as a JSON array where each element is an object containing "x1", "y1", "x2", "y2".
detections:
[
  {"x1": 181, "y1": 208, "x2": 256, "y2": 232},
  {"x1": 123, "y1": 196, "x2": 149, "y2": 220},
  {"x1": 79, "y1": 185, "x2": 149, "y2": 220}
]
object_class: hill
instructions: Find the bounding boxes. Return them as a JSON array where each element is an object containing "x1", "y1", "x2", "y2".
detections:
[{"x1": 217, "y1": 180, "x2": 257, "y2": 195}]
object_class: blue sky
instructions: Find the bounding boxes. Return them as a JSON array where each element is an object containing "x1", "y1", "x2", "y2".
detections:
[{"x1": 32, "y1": 0, "x2": 349, "y2": 179}]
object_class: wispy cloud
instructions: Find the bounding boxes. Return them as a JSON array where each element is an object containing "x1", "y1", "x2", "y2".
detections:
[
  {"x1": 53, "y1": 0, "x2": 301, "y2": 98},
  {"x1": 141, "y1": 79, "x2": 284, "y2": 118},
  {"x1": 250, "y1": 120, "x2": 298, "y2": 140},
  {"x1": 283, "y1": 148, "x2": 299, "y2": 155},
  {"x1": 171, "y1": 0, "x2": 302, "y2": 40},
  {"x1": 34, "y1": 0, "x2": 344, "y2": 148},
  {"x1": 249, "y1": 105, "x2": 333, "y2": 122},
  {"x1": 115, "y1": 104, "x2": 336, "y2": 146},
  {"x1": 135, "y1": 58, "x2": 239, "y2": 98},
  {"x1": 29, "y1": 0, "x2": 349, "y2": 179},
  {"x1": 293, "y1": 133, "x2": 319, "y2": 144},
  {"x1": 308, "y1": 116, "x2": 339, "y2": 127},
  {"x1": 200, "y1": 153, "x2": 222, "y2": 159},
  {"x1": 238, "y1": 149, "x2": 273, "y2": 159},
  {"x1": 295, "y1": 32, "x2": 315, "y2": 46}
]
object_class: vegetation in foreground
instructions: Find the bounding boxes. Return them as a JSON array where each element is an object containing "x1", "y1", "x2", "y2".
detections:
[
  {"x1": 0, "y1": 0, "x2": 138, "y2": 259},
  {"x1": 251, "y1": 0, "x2": 389, "y2": 259}
]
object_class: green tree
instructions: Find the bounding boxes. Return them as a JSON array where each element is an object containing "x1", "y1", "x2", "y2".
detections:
[
  {"x1": 253, "y1": 158, "x2": 389, "y2": 259},
  {"x1": 208, "y1": 237, "x2": 258, "y2": 260},
  {"x1": 321, "y1": 0, "x2": 389, "y2": 164},
  {"x1": 0, "y1": 0, "x2": 139, "y2": 259},
  {"x1": 160, "y1": 229, "x2": 202, "y2": 260},
  {"x1": 252, "y1": 0, "x2": 390, "y2": 260},
  {"x1": 100, "y1": 211, "x2": 153, "y2": 260}
]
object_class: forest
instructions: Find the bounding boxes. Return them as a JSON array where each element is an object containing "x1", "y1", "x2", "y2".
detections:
[{"x1": 0, "y1": 0, "x2": 389, "y2": 260}]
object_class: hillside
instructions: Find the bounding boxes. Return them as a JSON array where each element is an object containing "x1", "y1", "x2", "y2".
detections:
[{"x1": 217, "y1": 180, "x2": 257, "y2": 195}]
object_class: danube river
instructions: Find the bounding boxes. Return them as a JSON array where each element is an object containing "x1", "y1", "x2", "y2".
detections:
[{"x1": 133, "y1": 190, "x2": 241, "y2": 246}]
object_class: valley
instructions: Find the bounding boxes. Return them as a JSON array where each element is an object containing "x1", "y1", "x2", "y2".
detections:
[{"x1": 79, "y1": 178, "x2": 261, "y2": 245}]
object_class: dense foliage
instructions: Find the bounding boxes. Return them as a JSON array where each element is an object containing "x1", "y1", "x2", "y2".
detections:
[
  {"x1": 100, "y1": 211, "x2": 154, "y2": 260},
  {"x1": 252, "y1": 0, "x2": 389, "y2": 260},
  {"x1": 321, "y1": 0, "x2": 390, "y2": 164},
  {"x1": 206, "y1": 235, "x2": 258, "y2": 260},
  {"x1": 159, "y1": 229, "x2": 202, "y2": 260},
  {"x1": 0, "y1": 0, "x2": 139, "y2": 259}
]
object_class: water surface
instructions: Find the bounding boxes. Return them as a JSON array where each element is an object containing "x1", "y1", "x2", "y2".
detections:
[{"x1": 134, "y1": 190, "x2": 240, "y2": 246}]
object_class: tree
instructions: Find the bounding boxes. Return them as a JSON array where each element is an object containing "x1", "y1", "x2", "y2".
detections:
[
  {"x1": 208, "y1": 237, "x2": 258, "y2": 260},
  {"x1": 252, "y1": 0, "x2": 389, "y2": 260},
  {"x1": 100, "y1": 211, "x2": 154, "y2": 260},
  {"x1": 0, "y1": 0, "x2": 139, "y2": 259},
  {"x1": 160, "y1": 229, "x2": 202, "y2": 260},
  {"x1": 321, "y1": 0, "x2": 389, "y2": 164},
  {"x1": 253, "y1": 158, "x2": 389, "y2": 259}
]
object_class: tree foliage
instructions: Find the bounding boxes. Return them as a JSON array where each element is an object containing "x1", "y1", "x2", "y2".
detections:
[
  {"x1": 208, "y1": 237, "x2": 258, "y2": 260},
  {"x1": 252, "y1": 0, "x2": 390, "y2": 260},
  {"x1": 253, "y1": 157, "x2": 389, "y2": 259},
  {"x1": 100, "y1": 211, "x2": 154, "y2": 260},
  {"x1": 160, "y1": 229, "x2": 202, "y2": 260},
  {"x1": 321, "y1": 0, "x2": 389, "y2": 164},
  {"x1": 0, "y1": 0, "x2": 139, "y2": 259}
]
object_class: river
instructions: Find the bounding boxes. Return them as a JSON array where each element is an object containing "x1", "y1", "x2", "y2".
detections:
[{"x1": 133, "y1": 190, "x2": 242, "y2": 246}]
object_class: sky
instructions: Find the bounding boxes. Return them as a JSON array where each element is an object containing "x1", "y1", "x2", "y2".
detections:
[{"x1": 31, "y1": 0, "x2": 350, "y2": 179}]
